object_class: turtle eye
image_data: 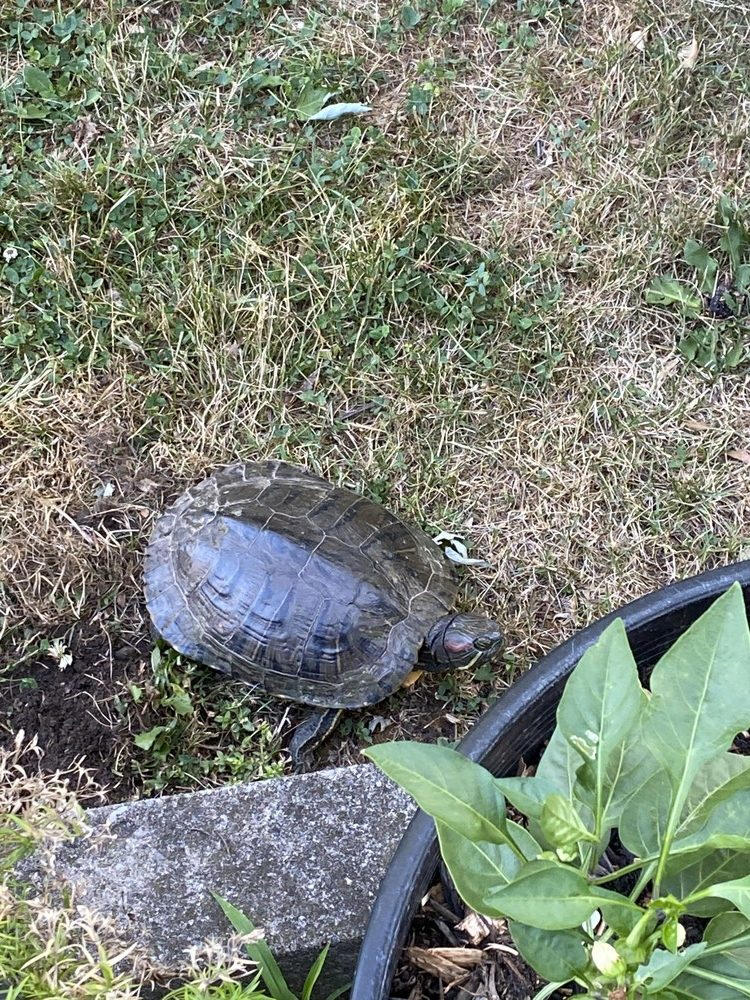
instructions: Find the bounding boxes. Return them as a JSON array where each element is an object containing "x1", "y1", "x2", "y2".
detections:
[{"x1": 474, "y1": 636, "x2": 494, "y2": 651}]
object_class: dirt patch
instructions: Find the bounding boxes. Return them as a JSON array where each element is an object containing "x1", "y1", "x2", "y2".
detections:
[{"x1": 0, "y1": 626, "x2": 149, "y2": 801}]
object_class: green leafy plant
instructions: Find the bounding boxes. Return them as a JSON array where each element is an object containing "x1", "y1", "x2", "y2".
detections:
[
  {"x1": 645, "y1": 198, "x2": 749, "y2": 372},
  {"x1": 127, "y1": 645, "x2": 285, "y2": 793},
  {"x1": 213, "y1": 896, "x2": 349, "y2": 1000},
  {"x1": 367, "y1": 583, "x2": 750, "y2": 998}
]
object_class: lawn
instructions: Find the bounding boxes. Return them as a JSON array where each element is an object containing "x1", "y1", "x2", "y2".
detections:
[{"x1": 1, "y1": 0, "x2": 749, "y2": 798}]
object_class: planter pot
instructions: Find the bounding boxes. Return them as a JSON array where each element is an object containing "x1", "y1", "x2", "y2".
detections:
[{"x1": 352, "y1": 561, "x2": 750, "y2": 1000}]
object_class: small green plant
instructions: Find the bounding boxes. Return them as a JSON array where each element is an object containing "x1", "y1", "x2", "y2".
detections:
[
  {"x1": 127, "y1": 645, "x2": 285, "y2": 793},
  {"x1": 368, "y1": 583, "x2": 750, "y2": 998},
  {"x1": 213, "y1": 896, "x2": 349, "y2": 1000},
  {"x1": 0, "y1": 891, "x2": 272, "y2": 1000},
  {"x1": 164, "y1": 978, "x2": 273, "y2": 999},
  {"x1": 645, "y1": 198, "x2": 749, "y2": 372}
]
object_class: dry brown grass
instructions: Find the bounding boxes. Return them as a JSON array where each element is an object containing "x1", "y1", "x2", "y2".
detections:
[
  {"x1": 1, "y1": 0, "x2": 750, "y2": 776},
  {"x1": 0, "y1": 732, "x2": 97, "y2": 865},
  {"x1": 3, "y1": 326, "x2": 749, "y2": 665},
  {"x1": 0, "y1": 735, "x2": 141, "y2": 996}
]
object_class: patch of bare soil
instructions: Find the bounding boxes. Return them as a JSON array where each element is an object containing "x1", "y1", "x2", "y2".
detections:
[
  {"x1": 0, "y1": 615, "x2": 501, "y2": 804},
  {"x1": 0, "y1": 626, "x2": 150, "y2": 802}
]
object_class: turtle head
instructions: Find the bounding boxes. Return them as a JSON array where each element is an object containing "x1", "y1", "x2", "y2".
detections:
[{"x1": 426, "y1": 614, "x2": 504, "y2": 670}]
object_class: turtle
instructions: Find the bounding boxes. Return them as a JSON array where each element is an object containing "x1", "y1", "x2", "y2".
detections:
[{"x1": 143, "y1": 460, "x2": 504, "y2": 763}]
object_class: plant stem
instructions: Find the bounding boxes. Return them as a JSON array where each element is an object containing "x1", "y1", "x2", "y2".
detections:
[
  {"x1": 625, "y1": 909, "x2": 654, "y2": 950},
  {"x1": 591, "y1": 858, "x2": 648, "y2": 885},
  {"x1": 652, "y1": 762, "x2": 709, "y2": 895},
  {"x1": 628, "y1": 862, "x2": 656, "y2": 903},
  {"x1": 652, "y1": 822, "x2": 678, "y2": 896},
  {"x1": 582, "y1": 843, "x2": 597, "y2": 875}
]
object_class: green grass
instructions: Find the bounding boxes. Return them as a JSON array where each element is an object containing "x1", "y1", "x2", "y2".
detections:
[
  {"x1": 0, "y1": 876, "x2": 275, "y2": 999},
  {"x1": 1, "y1": 0, "x2": 750, "y2": 786}
]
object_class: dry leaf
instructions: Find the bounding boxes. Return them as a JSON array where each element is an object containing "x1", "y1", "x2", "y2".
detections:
[
  {"x1": 484, "y1": 943, "x2": 520, "y2": 956},
  {"x1": 456, "y1": 911, "x2": 492, "y2": 946},
  {"x1": 684, "y1": 419, "x2": 713, "y2": 431},
  {"x1": 728, "y1": 450, "x2": 750, "y2": 465},
  {"x1": 429, "y1": 948, "x2": 483, "y2": 969},
  {"x1": 629, "y1": 28, "x2": 648, "y2": 51},
  {"x1": 407, "y1": 946, "x2": 482, "y2": 983},
  {"x1": 72, "y1": 115, "x2": 100, "y2": 149},
  {"x1": 678, "y1": 36, "x2": 700, "y2": 69},
  {"x1": 406, "y1": 949, "x2": 468, "y2": 982},
  {"x1": 402, "y1": 668, "x2": 424, "y2": 688}
]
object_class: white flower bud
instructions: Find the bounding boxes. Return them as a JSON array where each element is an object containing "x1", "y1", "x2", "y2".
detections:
[
  {"x1": 676, "y1": 922, "x2": 686, "y2": 948},
  {"x1": 591, "y1": 940, "x2": 626, "y2": 978}
]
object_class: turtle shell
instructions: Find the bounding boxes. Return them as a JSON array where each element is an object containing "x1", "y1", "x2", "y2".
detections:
[{"x1": 143, "y1": 461, "x2": 456, "y2": 708}]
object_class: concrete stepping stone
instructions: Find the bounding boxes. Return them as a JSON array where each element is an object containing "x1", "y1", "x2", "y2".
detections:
[{"x1": 23, "y1": 763, "x2": 415, "y2": 993}]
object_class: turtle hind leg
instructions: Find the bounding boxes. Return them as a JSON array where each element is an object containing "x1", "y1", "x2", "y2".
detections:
[{"x1": 288, "y1": 708, "x2": 342, "y2": 770}]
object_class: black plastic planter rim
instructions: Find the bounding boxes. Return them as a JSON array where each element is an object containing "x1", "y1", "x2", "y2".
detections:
[{"x1": 352, "y1": 560, "x2": 750, "y2": 1000}]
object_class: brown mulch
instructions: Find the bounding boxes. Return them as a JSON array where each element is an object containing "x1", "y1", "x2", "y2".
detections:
[{"x1": 392, "y1": 880, "x2": 574, "y2": 1000}]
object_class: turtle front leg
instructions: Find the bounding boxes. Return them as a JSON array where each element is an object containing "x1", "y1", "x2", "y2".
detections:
[{"x1": 289, "y1": 708, "x2": 343, "y2": 769}]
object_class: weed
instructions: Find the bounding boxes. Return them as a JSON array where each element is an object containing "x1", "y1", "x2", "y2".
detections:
[
  {"x1": 337, "y1": 717, "x2": 374, "y2": 746},
  {"x1": 645, "y1": 197, "x2": 750, "y2": 372},
  {"x1": 214, "y1": 896, "x2": 348, "y2": 1000},
  {"x1": 0, "y1": 742, "x2": 288, "y2": 998},
  {"x1": 124, "y1": 646, "x2": 285, "y2": 794}
]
